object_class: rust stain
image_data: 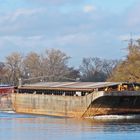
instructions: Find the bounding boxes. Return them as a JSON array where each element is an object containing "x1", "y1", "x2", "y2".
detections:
[{"x1": 12, "y1": 91, "x2": 140, "y2": 118}]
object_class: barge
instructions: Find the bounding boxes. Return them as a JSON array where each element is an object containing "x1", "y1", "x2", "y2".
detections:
[
  {"x1": 11, "y1": 82, "x2": 140, "y2": 118},
  {"x1": 0, "y1": 85, "x2": 14, "y2": 94},
  {"x1": 0, "y1": 85, "x2": 14, "y2": 111}
]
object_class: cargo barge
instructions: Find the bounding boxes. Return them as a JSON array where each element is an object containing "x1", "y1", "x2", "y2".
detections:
[
  {"x1": 0, "y1": 85, "x2": 14, "y2": 94},
  {"x1": 11, "y1": 82, "x2": 140, "y2": 118},
  {"x1": 0, "y1": 85, "x2": 14, "y2": 111}
]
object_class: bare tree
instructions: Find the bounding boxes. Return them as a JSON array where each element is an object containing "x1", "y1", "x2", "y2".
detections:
[
  {"x1": 102, "y1": 59, "x2": 119, "y2": 78},
  {"x1": 5, "y1": 52, "x2": 23, "y2": 86},
  {"x1": 41, "y1": 49, "x2": 72, "y2": 81},
  {"x1": 0, "y1": 62, "x2": 8, "y2": 84},
  {"x1": 23, "y1": 52, "x2": 42, "y2": 79},
  {"x1": 62, "y1": 67, "x2": 80, "y2": 81},
  {"x1": 80, "y1": 57, "x2": 118, "y2": 82}
]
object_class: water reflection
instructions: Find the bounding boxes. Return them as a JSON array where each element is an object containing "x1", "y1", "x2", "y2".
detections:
[{"x1": 0, "y1": 113, "x2": 140, "y2": 140}]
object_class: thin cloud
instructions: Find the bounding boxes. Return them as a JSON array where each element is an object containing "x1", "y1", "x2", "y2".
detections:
[
  {"x1": 10, "y1": 8, "x2": 45, "y2": 22},
  {"x1": 126, "y1": 2, "x2": 140, "y2": 27},
  {"x1": 83, "y1": 5, "x2": 96, "y2": 13},
  {"x1": 0, "y1": 8, "x2": 47, "y2": 36},
  {"x1": 27, "y1": 0, "x2": 84, "y2": 5},
  {"x1": 118, "y1": 34, "x2": 140, "y2": 41}
]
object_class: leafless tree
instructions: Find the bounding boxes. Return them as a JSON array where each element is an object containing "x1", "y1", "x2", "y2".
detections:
[
  {"x1": 0, "y1": 62, "x2": 8, "y2": 84},
  {"x1": 5, "y1": 52, "x2": 23, "y2": 85},
  {"x1": 80, "y1": 57, "x2": 118, "y2": 82},
  {"x1": 41, "y1": 49, "x2": 71, "y2": 81},
  {"x1": 23, "y1": 52, "x2": 42, "y2": 79}
]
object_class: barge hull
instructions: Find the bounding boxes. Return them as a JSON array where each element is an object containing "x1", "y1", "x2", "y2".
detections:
[{"x1": 12, "y1": 91, "x2": 140, "y2": 118}]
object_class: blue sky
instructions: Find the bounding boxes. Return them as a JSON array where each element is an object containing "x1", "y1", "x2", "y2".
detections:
[{"x1": 0, "y1": 0, "x2": 140, "y2": 67}]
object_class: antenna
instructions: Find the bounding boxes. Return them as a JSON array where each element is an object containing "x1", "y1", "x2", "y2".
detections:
[
  {"x1": 123, "y1": 33, "x2": 136, "y2": 47},
  {"x1": 129, "y1": 32, "x2": 133, "y2": 46}
]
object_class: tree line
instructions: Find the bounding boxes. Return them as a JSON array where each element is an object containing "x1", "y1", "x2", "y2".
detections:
[
  {"x1": 108, "y1": 40, "x2": 140, "y2": 82},
  {"x1": 0, "y1": 41, "x2": 139, "y2": 86}
]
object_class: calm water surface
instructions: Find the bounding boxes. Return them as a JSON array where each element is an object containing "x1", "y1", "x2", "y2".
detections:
[{"x1": 0, "y1": 112, "x2": 140, "y2": 140}]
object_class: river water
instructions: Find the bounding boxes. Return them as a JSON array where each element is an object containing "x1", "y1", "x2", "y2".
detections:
[{"x1": 0, "y1": 112, "x2": 140, "y2": 140}]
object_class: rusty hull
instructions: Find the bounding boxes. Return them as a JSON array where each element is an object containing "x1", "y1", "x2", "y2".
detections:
[
  {"x1": 11, "y1": 92, "x2": 95, "y2": 118},
  {"x1": 11, "y1": 91, "x2": 140, "y2": 118}
]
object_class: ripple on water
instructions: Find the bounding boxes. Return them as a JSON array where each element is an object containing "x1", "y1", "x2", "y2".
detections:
[{"x1": 0, "y1": 113, "x2": 140, "y2": 140}]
